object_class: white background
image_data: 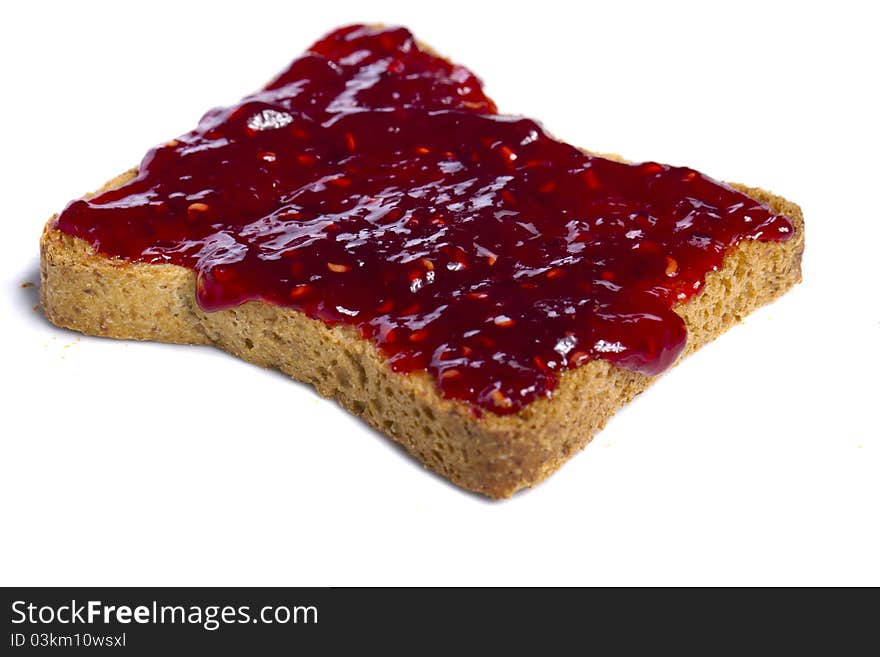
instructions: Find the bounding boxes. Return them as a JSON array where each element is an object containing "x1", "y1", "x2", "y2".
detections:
[{"x1": 1, "y1": 0, "x2": 877, "y2": 586}]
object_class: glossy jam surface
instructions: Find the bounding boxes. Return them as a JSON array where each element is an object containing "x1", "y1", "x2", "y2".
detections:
[{"x1": 56, "y1": 25, "x2": 793, "y2": 414}]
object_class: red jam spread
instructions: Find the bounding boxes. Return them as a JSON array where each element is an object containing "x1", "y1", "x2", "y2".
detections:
[{"x1": 55, "y1": 24, "x2": 793, "y2": 415}]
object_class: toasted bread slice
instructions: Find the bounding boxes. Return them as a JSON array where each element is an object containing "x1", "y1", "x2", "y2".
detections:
[
  {"x1": 40, "y1": 171, "x2": 802, "y2": 498},
  {"x1": 39, "y1": 26, "x2": 804, "y2": 497}
]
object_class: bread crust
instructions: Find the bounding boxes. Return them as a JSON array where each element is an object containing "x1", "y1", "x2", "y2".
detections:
[{"x1": 40, "y1": 168, "x2": 803, "y2": 498}]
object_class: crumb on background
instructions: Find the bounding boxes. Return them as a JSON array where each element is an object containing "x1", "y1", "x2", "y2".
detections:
[{"x1": 21, "y1": 282, "x2": 35, "y2": 288}]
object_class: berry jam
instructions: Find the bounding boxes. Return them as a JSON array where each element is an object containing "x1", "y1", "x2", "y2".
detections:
[{"x1": 55, "y1": 24, "x2": 793, "y2": 415}]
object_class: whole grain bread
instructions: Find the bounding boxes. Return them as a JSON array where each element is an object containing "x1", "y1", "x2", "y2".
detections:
[{"x1": 40, "y1": 164, "x2": 803, "y2": 498}]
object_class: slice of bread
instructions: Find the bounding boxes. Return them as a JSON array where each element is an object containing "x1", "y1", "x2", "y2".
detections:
[
  {"x1": 40, "y1": 172, "x2": 803, "y2": 498},
  {"x1": 39, "y1": 27, "x2": 804, "y2": 498}
]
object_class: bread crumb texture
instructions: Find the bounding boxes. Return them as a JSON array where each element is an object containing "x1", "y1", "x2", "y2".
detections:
[{"x1": 41, "y1": 171, "x2": 803, "y2": 498}]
